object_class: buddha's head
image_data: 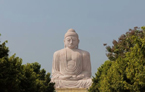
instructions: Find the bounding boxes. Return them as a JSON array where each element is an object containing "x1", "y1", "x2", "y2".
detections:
[{"x1": 64, "y1": 29, "x2": 79, "y2": 49}]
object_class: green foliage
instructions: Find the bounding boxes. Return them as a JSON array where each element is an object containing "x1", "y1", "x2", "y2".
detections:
[
  {"x1": 24, "y1": 62, "x2": 55, "y2": 92},
  {"x1": 105, "y1": 27, "x2": 144, "y2": 61},
  {"x1": 89, "y1": 26, "x2": 145, "y2": 92},
  {"x1": 0, "y1": 54, "x2": 23, "y2": 92},
  {"x1": 89, "y1": 60, "x2": 112, "y2": 92},
  {"x1": 0, "y1": 35, "x2": 55, "y2": 92},
  {"x1": 0, "y1": 40, "x2": 9, "y2": 58}
]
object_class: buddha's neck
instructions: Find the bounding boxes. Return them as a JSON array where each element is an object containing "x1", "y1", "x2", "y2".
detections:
[{"x1": 66, "y1": 47, "x2": 77, "y2": 51}]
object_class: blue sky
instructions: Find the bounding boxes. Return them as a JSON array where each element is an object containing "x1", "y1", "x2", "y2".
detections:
[{"x1": 0, "y1": 0, "x2": 145, "y2": 77}]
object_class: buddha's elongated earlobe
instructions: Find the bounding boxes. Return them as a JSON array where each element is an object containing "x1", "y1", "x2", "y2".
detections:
[
  {"x1": 76, "y1": 45, "x2": 78, "y2": 49},
  {"x1": 64, "y1": 44, "x2": 66, "y2": 48},
  {"x1": 64, "y1": 40, "x2": 66, "y2": 48},
  {"x1": 77, "y1": 39, "x2": 79, "y2": 49}
]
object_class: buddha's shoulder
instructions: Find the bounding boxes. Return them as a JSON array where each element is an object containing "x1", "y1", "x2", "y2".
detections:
[
  {"x1": 78, "y1": 49, "x2": 90, "y2": 56},
  {"x1": 53, "y1": 49, "x2": 66, "y2": 56}
]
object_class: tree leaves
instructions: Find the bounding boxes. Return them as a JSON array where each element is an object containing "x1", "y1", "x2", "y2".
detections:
[
  {"x1": 0, "y1": 35, "x2": 55, "y2": 92},
  {"x1": 89, "y1": 26, "x2": 145, "y2": 92}
]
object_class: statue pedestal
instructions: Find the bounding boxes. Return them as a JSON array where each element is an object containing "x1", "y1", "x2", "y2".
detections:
[{"x1": 55, "y1": 88, "x2": 88, "y2": 92}]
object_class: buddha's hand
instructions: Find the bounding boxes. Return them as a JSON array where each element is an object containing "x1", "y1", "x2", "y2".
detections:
[
  {"x1": 77, "y1": 74, "x2": 84, "y2": 79},
  {"x1": 69, "y1": 74, "x2": 84, "y2": 80},
  {"x1": 59, "y1": 75, "x2": 72, "y2": 80},
  {"x1": 72, "y1": 75, "x2": 77, "y2": 78}
]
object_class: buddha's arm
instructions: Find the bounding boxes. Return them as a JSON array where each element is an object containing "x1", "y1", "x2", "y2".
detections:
[
  {"x1": 52, "y1": 51, "x2": 63, "y2": 79},
  {"x1": 81, "y1": 51, "x2": 91, "y2": 78},
  {"x1": 59, "y1": 75, "x2": 72, "y2": 80}
]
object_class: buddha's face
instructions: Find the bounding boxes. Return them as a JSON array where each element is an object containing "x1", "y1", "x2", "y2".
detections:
[{"x1": 64, "y1": 36, "x2": 79, "y2": 49}]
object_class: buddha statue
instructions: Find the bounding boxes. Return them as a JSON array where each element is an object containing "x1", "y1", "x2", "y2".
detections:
[{"x1": 51, "y1": 29, "x2": 92, "y2": 88}]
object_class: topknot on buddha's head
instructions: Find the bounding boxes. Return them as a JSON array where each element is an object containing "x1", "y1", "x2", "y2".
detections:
[
  {"x1": 67, "y1": 28, "x2": 75, "y2": 32},
  {"x1": 64, "y1": 28, "x2": 79, "y2": 39}
]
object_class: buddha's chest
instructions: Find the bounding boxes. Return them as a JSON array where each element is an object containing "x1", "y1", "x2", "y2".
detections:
[
  {"x1": 65, "y1": 50, "x2": 82, "y2": 70},
  {"x1": 60, "y1": 49, "x2": 83, "y2": 75},
  {"x1": 66, "y1": 51, "x2": 82, "y2": 61}
]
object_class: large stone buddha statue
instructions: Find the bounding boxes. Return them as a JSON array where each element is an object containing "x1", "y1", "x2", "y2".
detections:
[{"x1": 51, "y1": 29, "x2": 92, "y2": 88}]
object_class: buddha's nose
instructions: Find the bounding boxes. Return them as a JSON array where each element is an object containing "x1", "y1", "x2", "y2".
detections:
[{"x1": 70, "y1": 40, "x2": 73, "y2": 44}]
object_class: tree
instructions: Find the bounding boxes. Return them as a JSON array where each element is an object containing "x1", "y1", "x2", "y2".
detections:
[
  {"x1": 0, "y1": 35, "x2": 22, "y2": 92},
  {"x1": 89, "y1": 26, "x2": 145, "y2": 92},
  {"x1": 25, "y1": 62, "x2": 55, "y2": 92},
  {"x1": 105, "y1": 27, "x2": 144, "y2": 61},
  {"x1": 0, "y1": 53, "x2": 23, "y2": 91},
  {"x1": 19, "y1": 62, "x2": 55, "y2": 92},
  {"x1": 0, "y1": 34, "x2": 9, "y2": 58},
  {"x1": 0, "y1": 35, "x2": 55, "y2": 92},
  {"x1": 88, "y1": 60, "x2": 112, "y2": 92}
]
